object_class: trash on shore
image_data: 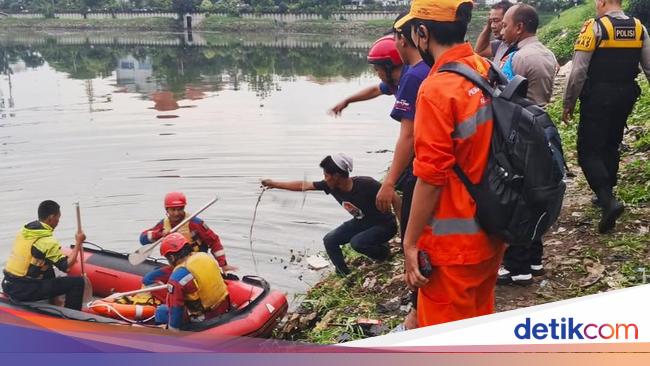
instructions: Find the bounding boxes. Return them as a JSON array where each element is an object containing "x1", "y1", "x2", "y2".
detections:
[{"x1": 306, "y1": 255, "x2": 330, "y2": 270}]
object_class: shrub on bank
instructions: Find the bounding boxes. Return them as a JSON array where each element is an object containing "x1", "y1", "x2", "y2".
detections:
[
  {"x1": 538, "y1": 3, "x2": 595, "y2": 63},
  {"x1": 629, "y1": 0, "x2": 650, "y2": 26}
]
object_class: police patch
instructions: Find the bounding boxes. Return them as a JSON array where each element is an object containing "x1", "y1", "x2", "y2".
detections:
[
  {"x1": 575, "y1": 20, "x2": 596, "y2": 52},
  {"x1": 615, "y1": 27, "x2": 636, "y2": 40}
]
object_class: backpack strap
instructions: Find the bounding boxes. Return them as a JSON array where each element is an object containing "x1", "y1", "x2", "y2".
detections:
[
  {"x1": 441, "y1": 61, "x2": 528, "y2": 101},
  {"x1": 438, "y1": 62, "x2": 496, "y2": 97},
  {"x1": 452, "y1": 164, "x2": 477, "y2": 198},
  {"x1": 500, "y1": 75, "x2": 528, "y2": 100},
  {"x1": 438, "y1": 62, "x2": 494, "y2": 200}
]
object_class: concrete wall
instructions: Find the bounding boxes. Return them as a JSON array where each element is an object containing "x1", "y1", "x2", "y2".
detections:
[{"x1": 6, "y1": 11, "x2": 399, "y2": 24}]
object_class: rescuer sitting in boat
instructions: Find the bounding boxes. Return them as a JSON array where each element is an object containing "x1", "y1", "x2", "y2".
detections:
[
  {"x1": 2, "y1": 200, "x2": 86, "y2": 310},
  {"x1": 140, "y1": 191, "x2": 236, "y2": 286},
  {"x1": 153, "y1": 233, "x2": 230, "y2": 331}
]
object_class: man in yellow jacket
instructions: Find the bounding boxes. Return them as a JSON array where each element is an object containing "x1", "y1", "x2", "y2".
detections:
[
  {"x1": 2, "y1": 200, "x2": 86, "y2": 310},
  {"x1": 153, "y1": 233, "x2": 229, "y2": 331}
]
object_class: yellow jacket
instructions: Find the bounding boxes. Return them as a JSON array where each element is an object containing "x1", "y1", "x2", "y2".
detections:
[{"x1": 4, "y1": 221, "x2": 67, "y2": 279}]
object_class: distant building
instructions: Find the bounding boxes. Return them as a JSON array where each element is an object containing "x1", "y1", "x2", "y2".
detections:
[
  {"x1": 115, "y1": 55, "x2": 158, "y2": 94},
  {"x1": 381, "y1": 0, "x2": 409, "y2": 6}
]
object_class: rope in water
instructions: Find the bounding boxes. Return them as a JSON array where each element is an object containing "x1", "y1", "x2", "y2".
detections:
[{"x1": 248, "y1": 186, "x2": 268, "y2": 275}]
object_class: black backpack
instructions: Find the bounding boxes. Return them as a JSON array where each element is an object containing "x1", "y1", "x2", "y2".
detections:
[{"x1": 439, "y1": 61, "x2": 566, "y2": 246}]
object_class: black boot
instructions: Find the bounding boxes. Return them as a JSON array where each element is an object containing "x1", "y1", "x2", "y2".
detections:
[
  {"x1": 598, "y1": 198, "x2": 625, "y2": 234},
  {"x1": 591, "y1": 195, "x2": 603, "y2": 208}
]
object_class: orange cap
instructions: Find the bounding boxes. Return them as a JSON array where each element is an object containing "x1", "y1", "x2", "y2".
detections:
[{"x1": 394, "y1": 0, "x2": 474, "y2": 30}]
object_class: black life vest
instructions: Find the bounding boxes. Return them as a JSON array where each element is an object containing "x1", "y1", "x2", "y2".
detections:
[{"x1": 587, "y1": 15, "x2": 644, "y2": 83}]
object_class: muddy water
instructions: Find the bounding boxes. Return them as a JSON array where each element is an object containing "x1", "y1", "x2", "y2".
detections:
[{"x1": 0, "y1": 31, "x2": 405, "y2": 303}]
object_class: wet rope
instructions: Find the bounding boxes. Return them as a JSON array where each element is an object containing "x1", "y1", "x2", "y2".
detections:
[
  {"x1": 300, "y1": 172, "x2": 308, "y2": 210},
  {"x1": 248, "y1": 186, "x2": 268, "y2": 275}
]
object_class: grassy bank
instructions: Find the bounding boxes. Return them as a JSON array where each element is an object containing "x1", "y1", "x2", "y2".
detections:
[
  {"x1": 275, "y1": 244, "x2": 408, "y2": 343},
  {"x1": 278, "y1": 2, "x2": 650, "y2": 342},
  {"x1": 0, "y1": 17, "x2": 178, "y2": 31},
  {"x1": 538, "y1": 1, "x2": 638, "y2": 63},
  {"x1": 547, "y1": 80, "x2": 650, "y2": 207},
  {"x1": 276, "y1": 78, "x2": 650, "y2": 344},
  {"x1": 196, "y1": 15, "x2": 394, "y2": 34},
  {"x1": 538, "y1": 3, "x2": 595, "y2": 63}
]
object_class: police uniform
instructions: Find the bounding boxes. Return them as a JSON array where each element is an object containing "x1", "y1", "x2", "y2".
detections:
[{"x1": 563, "y1": 10, "x2": 650, "y2": 232}]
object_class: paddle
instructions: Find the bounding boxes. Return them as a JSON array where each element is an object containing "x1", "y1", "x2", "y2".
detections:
[
  {"x1": 128, "y1": 196, "x2": 219, "y2": 265},
  {"x1": 74, "y1": 202, "x2": 93, "y2": 306},
  {"x1": 103, "y1": 284, "x2": 168, "y2": 302}
]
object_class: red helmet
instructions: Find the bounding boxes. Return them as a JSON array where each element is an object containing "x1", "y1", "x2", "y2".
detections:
[
  {"x1": 160, "y1": 232, "x2": 190, "y2": 257},
  {"x1": 367, "y1": 35, "x2": 403, "y2": 67},
  {"x1": 164, "y1": 191, "x2": 186, "y2": 208}
]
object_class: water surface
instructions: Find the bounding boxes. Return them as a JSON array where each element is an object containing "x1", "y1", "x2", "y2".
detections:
[{"x1": 0, "y1": 30, "x2": 405, "y2": 303}]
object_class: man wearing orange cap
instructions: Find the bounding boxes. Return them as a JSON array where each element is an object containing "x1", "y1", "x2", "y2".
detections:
[{"x1": 397, "y1": 0, "x2": 505, "y2": 327}]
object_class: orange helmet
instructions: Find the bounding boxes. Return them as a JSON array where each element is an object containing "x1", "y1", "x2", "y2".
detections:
[
  {"x1": 367, "y1": 35, "x2": 403, "y2": 67},
  {"x1": 164, "y1": 191, "x2": 186, "y2": 208},
  {"x1": 160, "y1": 233, "x2": 190, "y2": 257}
]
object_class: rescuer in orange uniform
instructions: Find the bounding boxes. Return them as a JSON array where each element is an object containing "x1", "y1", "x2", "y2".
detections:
[{"x1": 396, "y1": 0, "x2": 505, "y2": 327}]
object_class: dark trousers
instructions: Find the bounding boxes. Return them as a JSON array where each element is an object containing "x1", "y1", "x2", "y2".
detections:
[
  {"x1": 323, "y1": 218, "x2": 397, "y2": 275},
  {"x1": 398, "y1": 172, "x2": 416, "y2": 240},
  {"x1": 2, "y1": 271, "x2": 85, "y2": 310},
  {"x1": 577, "y1": 81, "x2": 641, "y2": 200},
  {"x1": 398, "y1": 170, "x2": 419, "y2": 309},
  {"x1": 503, "y1": 239, "x2": 543, "y2": 275}
]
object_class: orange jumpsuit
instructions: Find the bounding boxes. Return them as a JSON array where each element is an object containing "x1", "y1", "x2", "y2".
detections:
[{"x1": 412, "y1": 43, "x2": 505, "y2": 327}]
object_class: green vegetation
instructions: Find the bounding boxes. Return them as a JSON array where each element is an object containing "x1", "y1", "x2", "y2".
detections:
[
  {"x1": 549, "y1": 78, "x2": 650, "y2": 206},
  {"x1": 281, "y1": 3, "x2": 650, "y2": 343},
  {"x1": 521, "y1": 0, "x2": 586, "y2": 12},
  {"x1": 0, "y1": 37, "x2": 371, "y2": 98},
  {"x1": 618, "y1": 159, "x2": 650, "y2": 205},
  {"x1": 538, "y1": 3, "x2": 595, "y2": 63},
  {"x1": 537, "y1": 0, "x2": 645, "y2": 63},
  {"x1": 0, "y1": 0, "x2": 408, "y2": 18},
  {"x1": 276, "y1": 245, "x2": 406, "y2": 343},
  {"x1": 618, "y1": 81, "x2": 650, "y2": 205},
  {"x1": 196, "y1": 14, "x2": 392, "y2": 34},
  {"x1": 629, "y1": 0, "x2": 650, "y2": 25}
]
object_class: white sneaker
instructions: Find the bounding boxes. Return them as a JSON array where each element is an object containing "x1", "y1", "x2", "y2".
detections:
[{"x1": 497, "y1": 266, "x2": 533, "y2": 285}]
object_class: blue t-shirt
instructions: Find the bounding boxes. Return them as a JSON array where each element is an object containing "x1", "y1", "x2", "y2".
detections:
[
  {"x1": 378, "y1": 62, "x2": 431, "y2": 188},
  {"x1": 378, "y1": 62, "x2": 430, "y2": 122},
  {"x1": 379, "y1": 70, "x2": 401, "y2": 96},
  {"x1": 379, "y1": 65, "x2": 412, "y2": 96},
  {"x1": 390, "y1": 61, "x2": 430, "y2": 122}
]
